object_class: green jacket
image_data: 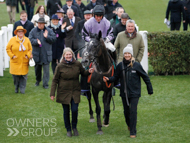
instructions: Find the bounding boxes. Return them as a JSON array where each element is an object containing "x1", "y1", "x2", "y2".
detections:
[
  {"x1": 50, "y1": 59, "x2": 90, "y2": 104},
  {"x1": 114, "y1": 31, "x2": 145, "y2": 63},
  {"x1": 6, "y1": 0, "x2": 17, "y2": 6}
]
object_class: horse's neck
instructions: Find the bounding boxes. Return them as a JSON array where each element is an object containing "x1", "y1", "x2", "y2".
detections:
[{"x1": 96, "y1": 48, "x2": 111, "y2": 72}]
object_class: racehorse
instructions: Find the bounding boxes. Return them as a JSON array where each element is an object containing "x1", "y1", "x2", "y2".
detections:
[{"x1": 81, "y1": 31, "x2": 114, "y2": 134}]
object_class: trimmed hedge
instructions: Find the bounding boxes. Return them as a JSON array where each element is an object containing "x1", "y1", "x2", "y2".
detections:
[{"x1": 148, "y1": 32, "x2": 190, "y2": 75}]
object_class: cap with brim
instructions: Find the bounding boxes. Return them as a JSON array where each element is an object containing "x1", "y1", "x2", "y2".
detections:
[
  {"x1": 14, "y1": 26, "x2": 27, "y2": 35},
  {"x1": 51, "y1": 14, "x2": 60, "y2": 20},
  {"x1": 36, "y1": 17, "x2": 47, "y2": 24},
  {"x1": 84, "y1": 10, "x2": 92, "y2": 15}
]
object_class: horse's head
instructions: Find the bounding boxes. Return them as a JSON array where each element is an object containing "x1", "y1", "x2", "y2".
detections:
[{"x1": 81, "y1": 31, "x2": 105, "y2": 67}]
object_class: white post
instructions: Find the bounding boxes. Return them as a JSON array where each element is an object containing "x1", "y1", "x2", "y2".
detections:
[
  {"x1": 1, "y1": 26, "x2": 9, "y2": 69},
  {"x1": 139, "y1": 31, "x2": 148, "y2": 73},
  {"x1": 7, "y1": 24, "x2": 13, "y2": 41},
  {"x1": 0, "y1": 30, "x2": 4, "y2": 76}
]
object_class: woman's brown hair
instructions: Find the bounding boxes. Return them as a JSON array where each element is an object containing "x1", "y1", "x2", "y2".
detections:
[{"x1": 35, "y1": 5, "x2": 47, "y2": 15}]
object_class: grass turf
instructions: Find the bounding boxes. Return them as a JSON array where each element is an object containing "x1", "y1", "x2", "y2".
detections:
[{"x1": 0, "y1": 0, "x2": 190, "y2": 143}]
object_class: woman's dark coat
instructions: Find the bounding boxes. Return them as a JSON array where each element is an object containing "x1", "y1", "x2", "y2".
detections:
[
  {"x1": 50, "y1": 60, "x2": 90, "y2": 104},
  {"x1": 109, "y1": 61, "x2": 153, "y2": 98},
  {"x1": 48, "y1": 25, "x2": 66, "y2": 60}
]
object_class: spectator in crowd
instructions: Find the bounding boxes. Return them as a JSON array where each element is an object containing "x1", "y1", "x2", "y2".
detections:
[
  {"x1": 103, "y1": 44, "x2": 153, "y2": 138},
  {"x1": 165, "y1": 0, "x2": 185, "y2": 31},
  {"x1": 47, "y1": 0, "x2": 62, "y2": 17},
  {"x1": 6, "y1": 0, "x2": 17, "y2": 24},
  {"x1": 31, "y1": 5, "x2": 50, "y2": 27},
  {"x1": 48, "y1": 14, "x2": 67, "y2": 74},
  {"x1": 75, "y1": 0, "x2": 86, "y2": 18},
  {"x1": 13, "y1": 10, "x2": 34, "y2": 37},
  {"x1": 62, "y1": 0, "x2": 79, "y2": 17},
  {"x1": 21, "y1": 0, "x2": 38, "y2": 21},
  {"x1": 6, "y1": 26, "x2": 32, "y2": 94},
  {"x1": 16, "y1": 0, "x2": 25, "y2": 13},
  {"x1": 105, "y1": 0, "x2": 123, "y2": 20},
  {"x1": 72, "y1": 0, "x2": 84, "y2": 19},
  {"x1": 63, "y1": 8, "x2": 81, "y2": 59},
  {"x1": 29, "y1": 17, "x2": 56, "y2": 89},
  {"x1": 110, "y1": 7, "x2": 124, "y2": 28},
  {"x1": 112, "y1": 13, "x2": 129, "y2": 44},
  {"x1": 183, "y1": 0, "x2": 190, "y2": 30},
  {"x1": 86, "y1": 0, "x2": 101, "y2": 11},
  {"x1": 114, "y1": 19, "x2": 144, "y2": 63},
  {"x1": 50, "y1": 48, "x2": 94, "y2": 137},
  {"x1": 56, "y1": 9, "x2": 65, "y2": 25}
]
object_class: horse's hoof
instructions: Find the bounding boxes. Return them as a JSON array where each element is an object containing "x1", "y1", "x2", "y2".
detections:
[
  {"x1": 89, "y1": 118, "x2": 95, "y2": 123},
  {"x1": 102, "y1": 123, "x2": 109, "y2": 127},
  {"x1": 96, "y1": 131, "x2": 103, "y2": 135}
]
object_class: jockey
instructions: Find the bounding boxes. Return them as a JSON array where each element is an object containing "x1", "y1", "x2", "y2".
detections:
[{"x1": 82, "y1": 5, "x2": 116, "y2": 62}]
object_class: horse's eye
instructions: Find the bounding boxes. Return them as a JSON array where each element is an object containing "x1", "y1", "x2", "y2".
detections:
[{"x1": 84, "y1": 52, "x2": 89, "y2": 56}]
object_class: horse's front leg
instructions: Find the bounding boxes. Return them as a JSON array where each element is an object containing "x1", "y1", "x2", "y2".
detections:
[
  {"x1": 87, "y1": 91, "x2": 95, "y2": 122},
  {"x1": 92, "y1": 87, "x2": 103, "y2": 134},
  {"x1": 103, "y1": 89, "x2": 112, "y2": 127}
]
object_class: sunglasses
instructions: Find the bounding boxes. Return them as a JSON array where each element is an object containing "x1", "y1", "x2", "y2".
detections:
[{"x1": 17, "y1": 30, "x2": 24, "y2": 32}]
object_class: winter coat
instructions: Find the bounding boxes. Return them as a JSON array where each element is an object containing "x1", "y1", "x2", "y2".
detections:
[
  {"x1": 112, "y1": 22, "x2": 126, "y2": 44},
  {"x1": 114, "y1": 31, "x2": 144, "y2": 63},
  {"x1": 86, "y1": 1, "x2": 101, "y2": 11},
  {"x1": 110, "y1": 15, "x2": 121, "y2": 28},
  {"x1": 47, "y1": 0, "x2": 62, "y2": 17},
  {"x1": 48, "y1": 25, "x2": 66, "y2": 60},
  {"x1": 50, "y1": 59, "x2": 90, "y2": 104},
  {"x1": 28, "y1": 26, "x2": 56, "y2": 65},
  {"x1": 62, "y1": 16, "x2": 81, "y2": 51},
  {"x1": 166, "y1": 0, "x2": 185, "y2": 22},
  {"x1": 183, "y1": 0, "x2": 190, "y2": 17},
  {"x1": 108, "y1": 60, "x2": 153, "y2": 98},
  {"x1": 6, "y1": 36, "x2": 32, "y2": 75},
  {"x1": 13, "y1": 20, "x2": 34, "y2": 37},
  {"x1": 62, "y1": 5, "x2": 79, "y2": 17},
  {"x1": 21, "y1": 0, "x2": 38, "y2": 8},
  {"x1": 6, "y1": 0, "x2": 17, "y2": 6},
  {"x1": 105, "y1": 1, "x2": 123, "y2": 20},
  {"x1": 31, "y1": 14, "x2": 50, "y2": 27}
]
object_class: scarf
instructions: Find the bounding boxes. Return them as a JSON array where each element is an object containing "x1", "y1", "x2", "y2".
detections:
[
  {"x1": 17, "y1": 36, "x2": 26, "y2": 51},
  {"x1": 123, "y1": 58, "x2": 131, "y2": 66},
  {"x1": 39, "y1": 13, "x2": 45, "y2": 18},
  {"x1": 51, "y1": 21, "x2": 60, "y2": 29}
]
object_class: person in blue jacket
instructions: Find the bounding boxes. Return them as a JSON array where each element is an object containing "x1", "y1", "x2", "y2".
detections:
[{"x1": 48, "y1": 14, "x2": 67, "y2": 74}]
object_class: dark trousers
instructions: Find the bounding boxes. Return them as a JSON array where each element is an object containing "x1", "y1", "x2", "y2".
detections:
[
  {"x1": 16, "y1": 0, "x2": 25, "y2": 13},
  {"x1": 183, "y1": 16, "x2": 190, "y2": 31},
  {"x1": 121, "y1": 97, "x2": 139, "y2": 135},
  {"x1": 12, "y1": 74, "x2": 27, "y2": 93},
  {"x1": 25, "y1": 4, "x2": 34, "y2": 21},
  {"x1": 170, "y1": 22, "x2": 181, "y2": 31},
  {"x1": 35, "y1": 64, "x2": 49, "y2": 87},
  {"x1": 62, "y1": 99, "x2": 79, "y2": 132}
]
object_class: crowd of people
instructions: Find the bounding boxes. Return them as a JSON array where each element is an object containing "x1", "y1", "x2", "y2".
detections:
[{"x1": 6, "y1": 0, "x2": 153, "y2": 139}]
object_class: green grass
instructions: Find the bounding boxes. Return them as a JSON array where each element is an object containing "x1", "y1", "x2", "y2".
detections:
[{"x1": 1, "y1": 0, "x2": 190, "y2": 143}]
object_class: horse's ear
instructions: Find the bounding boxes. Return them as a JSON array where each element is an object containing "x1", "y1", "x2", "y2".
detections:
[{"x1": 98, "y1": 31, "x2": 102, "y2": 40}]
